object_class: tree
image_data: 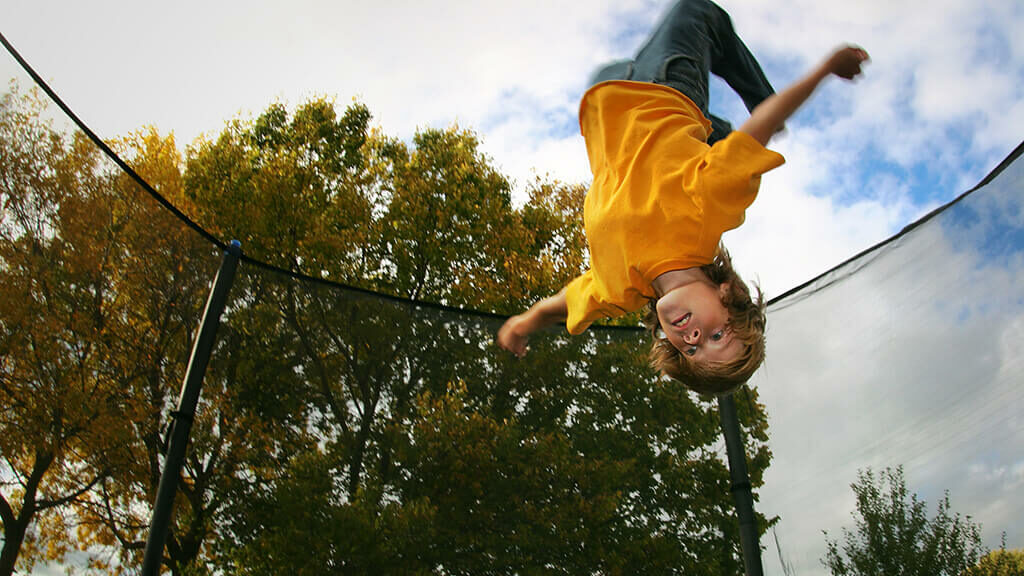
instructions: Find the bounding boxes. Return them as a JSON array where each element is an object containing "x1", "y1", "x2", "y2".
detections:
[
  {"x1": 0, "y1": 83, "x2": 292, "y2": 575},
  {"x1": 0, "y1": 83, "x2": 132, "y2": 576},
  {"x1": 64, "y1": 127, "x2": 277, "y2": 576},
  {"x1": 183, "y1": 97, "x2": 377, "y2": 281},
  {"x1": 968, "y1": 545, "x2": 1024, "y2": 576},
  {"x1": 823, "y1": 466, "x2": 986, "y2": 576},
  {"x1": 182, "y1": 98, "x2": 773, "y2": 575},
  {"x1": 2, "y1": 88, "x2": 775, "y2": 574}
]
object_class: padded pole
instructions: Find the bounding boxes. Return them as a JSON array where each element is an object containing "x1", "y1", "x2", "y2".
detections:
[
  {"x1": 141, "y1": 240, "x2": 241, "y2": 576},
  {"x1": 718, "y1": 393, "x2": 764, "y2": 576}
]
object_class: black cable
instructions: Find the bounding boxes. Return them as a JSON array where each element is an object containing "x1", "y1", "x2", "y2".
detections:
[
  {"x1": 6, "y1": 28, "x2": 1018, "y2": 333},
  {"x1": 236, "y1": 252, "x2": 644, "y2": 330},
  {"x1": 767, "y1": 139, "x2": 1024, "y2": 307},
  {"x1": 0, "y1": 30, "x2": 226, "y2": 252},
  {"x1": 0, "y1": 30, "x2": 645, "y2": 331}
]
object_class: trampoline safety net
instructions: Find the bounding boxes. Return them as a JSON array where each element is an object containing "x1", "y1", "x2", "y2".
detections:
[{"x1": 756, "y1": 144, "x2": 1024, "y2": 573}]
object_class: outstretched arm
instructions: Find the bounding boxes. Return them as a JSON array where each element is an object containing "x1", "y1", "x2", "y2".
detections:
[
  {"x1": 739, "y1": 45, "x2": 869, "y2": 146},
  {"x1": 497, "y1": 290, "x2": 568, "y2": 357}
]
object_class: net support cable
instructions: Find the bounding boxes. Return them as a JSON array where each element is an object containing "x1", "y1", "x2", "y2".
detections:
[
  {"x1": 5, "y1": 29, "x2": 1018, "y2": 326},
  {"x1": 0, "y1": 30, "x2": 636, "y2": 327},
  {"x1": 768, "y1": 140, "x2": 1024, "y2": 308},
  {"x1": 2, "y1": 30, "x2": 1020, "y2": 326}
]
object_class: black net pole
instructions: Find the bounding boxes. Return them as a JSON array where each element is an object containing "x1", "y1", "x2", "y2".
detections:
[
  {"x1": 141, "y1": 241, "x2": 241, "y2": 576},
  {"x1": 718, "y1": 393, "x2": 764, "y2": 576}
]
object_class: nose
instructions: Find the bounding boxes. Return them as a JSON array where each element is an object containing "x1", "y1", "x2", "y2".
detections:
[{"x1": 683, "y1": 327, "x2": 701, "y2": 345}]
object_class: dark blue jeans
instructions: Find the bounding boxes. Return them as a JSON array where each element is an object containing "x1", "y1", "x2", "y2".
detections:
[{"x1": 589, "y1": 0, "x2": 774, "y2": 144}]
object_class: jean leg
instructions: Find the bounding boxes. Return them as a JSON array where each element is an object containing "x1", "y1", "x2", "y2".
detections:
[
  {"x1": 704, "y1": 2, "x2": 776, "y2": 112},
  {"x1": 588, "y1": 59, "x2": 634, "y2": 87},
  {"x1": 627, "y1": 0, "x2": 775, "y2": 115},
  {"x1": 630, "y1": 0, "x2": 716, "y2": 113}
]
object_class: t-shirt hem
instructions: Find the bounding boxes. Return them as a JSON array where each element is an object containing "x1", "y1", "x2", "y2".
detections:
[{"x1": 579, "y1": 80, "x2": 712, "y2": 136}]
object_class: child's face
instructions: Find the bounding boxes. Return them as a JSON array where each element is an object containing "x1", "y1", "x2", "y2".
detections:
[{"x1": 656, "y1": 281, "x2": 744, "y2": 365}]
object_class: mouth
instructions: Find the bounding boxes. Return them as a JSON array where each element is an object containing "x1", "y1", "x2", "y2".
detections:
[{"x1": 671, "y1": 312, "x2": 691, "y2": 329}]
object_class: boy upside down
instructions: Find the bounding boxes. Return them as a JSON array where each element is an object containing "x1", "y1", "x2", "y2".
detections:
[{"x1": 498, "y1": 0, "x2": 868, "y2": 395}]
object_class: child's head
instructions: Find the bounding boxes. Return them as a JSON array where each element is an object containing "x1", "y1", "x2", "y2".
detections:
[{"x1": 644, "y1": 246, "x2": 766, "y2": 396}]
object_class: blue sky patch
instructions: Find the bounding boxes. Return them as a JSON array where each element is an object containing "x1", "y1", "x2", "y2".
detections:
[{"x1": 940, "y1": 153, "x2": 1024, "y2": 267}]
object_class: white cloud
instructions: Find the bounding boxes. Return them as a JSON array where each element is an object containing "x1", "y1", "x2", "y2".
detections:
[{"x1": 724, "y1": 126, "x2": 928, "y2": 298}]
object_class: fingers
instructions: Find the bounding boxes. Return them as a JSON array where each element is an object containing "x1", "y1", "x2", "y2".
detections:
[
  {"x1": 831, "y1": 45, "x2": 869, "y2": 80},
  {"x1": 497, "y1": 319, "x2": 529, "y2": 358},
  {"x1": 498, "y1": 338, "x2": 528, "y2": 358},
  {"x1": 848, "y1": 46, "x2": 870, "y2": 77}
]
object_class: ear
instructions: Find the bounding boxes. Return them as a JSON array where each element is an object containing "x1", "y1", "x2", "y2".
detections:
[{"x1": 718, "y1": 282, "x2": 731, "y2": 300}]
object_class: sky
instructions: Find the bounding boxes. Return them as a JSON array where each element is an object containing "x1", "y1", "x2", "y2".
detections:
[
  {"x1": 1, "y1": 0, "x2": 1022, "y2": 574},
  {"x1": 754, "y1": 153, "x2": 1024, "y2": 573},
  {"x1": 1, "y1": 0, "x2": 1021, "y2": 298}
]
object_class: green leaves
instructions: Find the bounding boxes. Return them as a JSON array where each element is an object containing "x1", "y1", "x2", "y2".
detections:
[
  {"x1": 1, "y1": 88, "x2": 774, "y2": 575},
  {"x1": 823, "y1": 466, "x2": 986, "y2": 576},
  {"x1": 969, "y1": 546, "x2": 1024, "y2": 576}
]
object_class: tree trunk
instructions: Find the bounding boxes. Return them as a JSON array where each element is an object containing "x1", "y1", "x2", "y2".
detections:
[
  {"x1": 0, "y1": 450, "x2": 53, "y2": 576},
  {"x1": 0, "y1": 491, "x2": 38, "y2": 576},
  {"x1": 0, "y1": 516, "x2": 30, "y2": 576}
]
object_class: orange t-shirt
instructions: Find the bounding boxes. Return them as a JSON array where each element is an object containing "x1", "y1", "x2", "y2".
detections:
[{"x1": 564, "y1": 81, "x2": 785, "y2": 334}]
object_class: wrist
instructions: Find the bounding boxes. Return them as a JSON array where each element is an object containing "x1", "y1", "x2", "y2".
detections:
[
  {"x1": 808, "y1": 61, "x2": 832, "y2": 86},
  {"x1": 518, "y1": 310, "x2": 545, "y2": 336},
  {"x1": 526, "y1": 308, "x2": 556, "y2": 332}
]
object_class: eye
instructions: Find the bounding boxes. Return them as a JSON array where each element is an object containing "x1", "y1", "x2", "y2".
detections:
[
  {"x1": 685, "y1": 346, "x2": 697, "y2": 356},
  {"x1": 711, "y1": 330, "x2": 724, "y2": 342}
]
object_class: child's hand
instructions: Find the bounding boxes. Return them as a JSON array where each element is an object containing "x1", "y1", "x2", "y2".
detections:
[
  {"x1": 496, "y1": 292, "x2": 567, "y2": 358},
  {"x1": 827, "y1": 45, "x2": 869, "y2": 80},
  {"x1": 497, "y1": 314, "x2": 531, "y2": 358}
]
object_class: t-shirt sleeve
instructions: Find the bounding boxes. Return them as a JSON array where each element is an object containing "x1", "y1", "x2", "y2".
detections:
[
  {"x1": 698, "y1": 130, "x2": 785, "y2": 217},
  {"x1": 564, "y1": 270, "x2": 619, "y2": 335}
]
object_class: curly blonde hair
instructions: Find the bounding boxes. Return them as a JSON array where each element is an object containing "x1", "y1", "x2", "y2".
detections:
[{"x1": 643, "y1": 246, "x2": 766, "y2": 396}]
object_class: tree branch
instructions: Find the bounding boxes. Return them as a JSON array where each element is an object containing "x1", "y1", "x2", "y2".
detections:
[{"x1": 37, "y1": 469, "x2": 107, "y2": 511}]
